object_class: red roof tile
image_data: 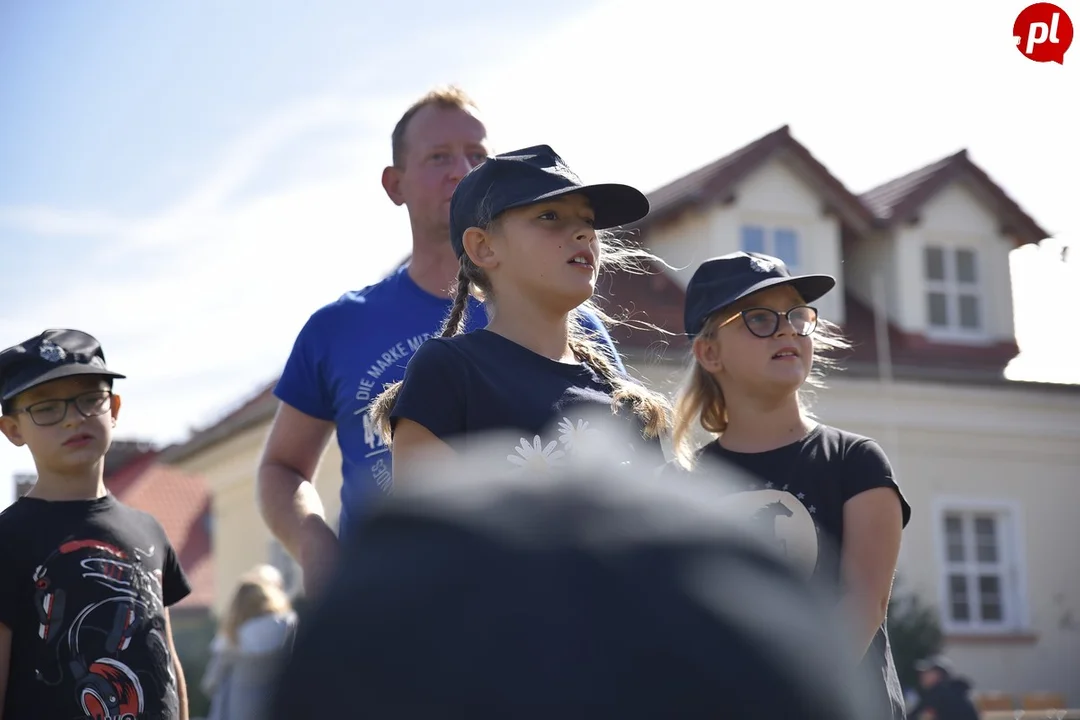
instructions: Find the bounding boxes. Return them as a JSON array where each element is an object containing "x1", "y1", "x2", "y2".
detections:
[
  {"x1": 108, "y1": 458, "x2": 214, "y2": 610},
  {"x1": 595, "y1": 263, "x2": 690, "y2": 361},
  {"x1": 637, "y1": 125, "x2": 878, "y2": 235},
  {"x1": 859, "y1": 149, "x2": 1051, "y2": 246}
]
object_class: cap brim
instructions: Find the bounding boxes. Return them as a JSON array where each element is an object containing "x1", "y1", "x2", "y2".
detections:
[
  {"x1": 505, "y1": 183, "x2": 651, "y2": 230},
  {"x1": 2, "y1": 365, "x2": 126, "y2": 402},
  {"x1": 689, "y1": 274, "x2": 836, "y2": 335}
]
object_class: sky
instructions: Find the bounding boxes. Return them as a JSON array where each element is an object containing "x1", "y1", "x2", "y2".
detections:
[{"x1": 1, "y1": 0, "x2": 1077, "y2": 505}]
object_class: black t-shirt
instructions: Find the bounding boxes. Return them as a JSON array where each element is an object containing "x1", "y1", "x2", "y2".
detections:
[
  {"x1": 0, "y1": 494, "x2": 192, "y2": 720},
  {"x1": 389, "y1": 329, "x2": 663, "y2": 475},
  {"x1": 684, "y1": 424, "x2": 912, "y2": 720}
]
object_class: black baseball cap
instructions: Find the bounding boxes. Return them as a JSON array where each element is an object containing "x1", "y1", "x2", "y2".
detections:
[
  {"x1": 914, "y1": 655, "x2": 955, "y2": 675},
  {"x1": 272, "y1": 420, "x2": 878, "y2": 720},
  {"x1": 683, "y1": 251, "x2": 836, "y2": 336},
  {"x1": 0, "y1": 329, "x2": 126, "y2": 403},
  {"x1": 448, "y1": 144, "x2": 650, "y2": 259}
]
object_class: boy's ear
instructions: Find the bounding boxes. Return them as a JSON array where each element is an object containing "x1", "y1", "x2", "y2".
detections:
[
  {"x1": 463, "y1": 227, "x2": 498, "y2": 271},
  {"x1": 110, "y1": 394, "x2": 122, "y2": 426},
  {"x1": 692, "y1": 336, "x2": 723, "y2": 374},
  {"x1": 0, "y1": 415, "x2": 26, "y2": 447}
]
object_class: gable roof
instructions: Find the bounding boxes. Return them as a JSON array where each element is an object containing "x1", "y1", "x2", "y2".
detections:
[
  {"x1": 160, "y1": 379, "x2": 279, "y2": 464},
  {"x1": 639, "y1": 125, "x2": 878, "y2": 235},
  {"x1": 859, "y1": 149, "x2": 1051, "y2": 246},
  {"x1": 159, "y1": 128, "x2": 1065, "y2": 458},
  {"x1": 107, "y1": 452, "x2": 214, "y2": 610}
]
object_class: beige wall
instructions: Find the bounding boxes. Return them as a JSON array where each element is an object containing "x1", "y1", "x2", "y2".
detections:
[
  {"x1": 174, "y1": 418, "x2": 345, "y2": 617},
  {"x1": 638, "y1": 360, "x2": 1080, "y2": 702},
  {"x1": 809, "y1": 376, "x2": 1080, "y2": 704},
  {"x1": 645, "y1": 157, "x2": 847, "y2": 325}
]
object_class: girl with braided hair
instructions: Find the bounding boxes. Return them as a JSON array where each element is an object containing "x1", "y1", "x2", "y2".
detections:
[{"x1": 369, "y1": 145, "x2": 671, "y2": 482}]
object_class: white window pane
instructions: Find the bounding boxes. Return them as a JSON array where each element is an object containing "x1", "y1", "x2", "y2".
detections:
[
  {"x1": 741, "y1": 225, "x2": 766, "y2": 254},
  {"x1": 956, "y1": 250, "x2": 977, "y2": 283},
  {"x1": 773, "y1": 228, "x2": 799, "y2": 267},
  {"x1": 959, "y1": 295, "x2": 980, "y2": 329},
  {"x1": 974, "y1": 516, "x2": 998, "y2": 563},
  {"x1": 925, "y1": 247, "x2": 946, "y2": 280},
  {"x1": 978, "y1": 575, "x2": 1003, "y2": 622},
  {"x1": 948, "y1": 574, "x2": 970, "y2": 621},
  {"x1": 945, "y1": 515, "x2": 965, "y2": 562},
  {"x1": 928, "y1": 292, "x2": 949, "y2": 327}
]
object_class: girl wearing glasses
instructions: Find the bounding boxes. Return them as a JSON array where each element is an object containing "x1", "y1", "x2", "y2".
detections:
[{"x1": 669, "y1": 251, "x2": 911, "y2": 720}]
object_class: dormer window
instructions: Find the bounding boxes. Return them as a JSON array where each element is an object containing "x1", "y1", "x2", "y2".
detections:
[
  {"x1": 924, "y1": 246, "x2": 983, "y2": 337},
  {"x1": 740, "y1": 225, "x2": 800, "y2": 270}
]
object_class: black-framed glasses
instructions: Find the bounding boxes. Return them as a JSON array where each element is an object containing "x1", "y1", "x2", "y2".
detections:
[
  {"x1": 716, "y1": 305, "x2": 819, "y2": 338},
  {"x1": 13, "y1": 390, "x2": 113, "y2": 427}
]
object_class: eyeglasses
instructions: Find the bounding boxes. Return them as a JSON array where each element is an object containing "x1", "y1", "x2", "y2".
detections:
[
  {"x1": 716, "y1": 305, "x2": 819, "y2": 339},
  {"x1": 13, "y1": 390, "x2": 113, "y2": 427}
]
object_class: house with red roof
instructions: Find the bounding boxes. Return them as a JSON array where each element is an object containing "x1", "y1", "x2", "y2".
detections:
[
  {"x1": 160, "y1": 124, "x2": 1079, "y2": 710},
  {"x1": 595, "y1": 125, "x2": 1080, "y2": 710}
]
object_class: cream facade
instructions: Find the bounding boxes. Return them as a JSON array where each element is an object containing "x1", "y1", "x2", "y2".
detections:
[{"x1": 169, "y1": 128, "x2": 1079, "y2": 705}]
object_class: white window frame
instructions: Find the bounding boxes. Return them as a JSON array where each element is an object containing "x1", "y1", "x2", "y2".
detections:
[
  {"x1": 931, "y1": 497, "x2": 1030, "y2": 635},
  {"x1": 922, "y1": 244, "x2": 987, "y2": 342},
  {"x1": 739, "y1": 224, "x2": 803, "y2": 272},
  {"x1": 268, "y1": 539, "x2": 304, "y2": 599}
]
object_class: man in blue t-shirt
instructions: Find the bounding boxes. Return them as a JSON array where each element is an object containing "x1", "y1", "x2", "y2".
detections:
[{"x1": 256, "y1": 86, "x2": 624, "y2": 597}]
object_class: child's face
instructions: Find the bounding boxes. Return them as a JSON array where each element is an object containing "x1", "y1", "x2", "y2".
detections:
[
  {"x1": 470, "y1": 193, "x2": 600, "y2": 313},
  {"x1": 693, "y1": 285, "x2": 816, "y2": 398},
  {"x1": 0, "y1": 375, "x2": 121, "y2": 473}
]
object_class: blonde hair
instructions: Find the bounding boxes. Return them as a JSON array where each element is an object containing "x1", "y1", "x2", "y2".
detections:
[
  {"x1": 369, "y1": 213, "x2": 673, "y2": 444},
  {"x1": 220, "y1": 570, "x2": 293, "y2": 647},
  {"x1": 672, "y1": 306, "x2": 851, "y2": 470},
  {"x1": 391, "y1": 85, "x2": 480, "y2": 167}
]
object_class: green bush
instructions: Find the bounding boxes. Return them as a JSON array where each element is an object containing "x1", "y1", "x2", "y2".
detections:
[
  {"x1": 887, "y1": 591, "x2": 944, "y2": 692},
  {"x1": 171, "y1": 611, "x2": 219, "y2": 718}
]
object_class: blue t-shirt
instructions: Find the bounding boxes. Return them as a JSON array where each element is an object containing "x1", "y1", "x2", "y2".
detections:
[
  {"x1": 388, "y1": 329, "x2": 662, "y2": 476},
  {"x1": 274, "y1": 266, "x2": 624, "y2": 539}
]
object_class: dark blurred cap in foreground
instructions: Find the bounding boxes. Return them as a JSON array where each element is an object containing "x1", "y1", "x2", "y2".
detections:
[{"x1": 272, "y1": 411, "x2": 877, "y2": 719}]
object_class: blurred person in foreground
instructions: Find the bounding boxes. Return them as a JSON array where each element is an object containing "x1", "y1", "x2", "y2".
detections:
[
  {"x1": 202, "y1": 564, "x2": 298, "y2": 720},
  {"x1": 257, "y1": 86, "x2": 624, "y2": 599},
  {"x1": 270, "y1": 410, "x2": 882, "y2": 720},
  {"x1": 905, "y1": 656, "x2": 979, "y2": 720}
]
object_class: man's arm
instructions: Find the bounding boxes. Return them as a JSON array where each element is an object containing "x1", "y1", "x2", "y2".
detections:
[{"x1": 256, "y1": 402, "x2": 339, "y2": 597}]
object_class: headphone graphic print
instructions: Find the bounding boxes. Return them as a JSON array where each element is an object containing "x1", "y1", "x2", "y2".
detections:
[{"x1": 32, "y1": 539, "x2": 152, "y2": 718}]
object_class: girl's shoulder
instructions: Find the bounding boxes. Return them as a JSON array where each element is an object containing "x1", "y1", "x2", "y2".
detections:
[{"x1": 809, "y1": 423, "x2": 879, "y2": 447}]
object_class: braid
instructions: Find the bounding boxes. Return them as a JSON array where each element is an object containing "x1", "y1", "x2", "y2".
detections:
[
  {"x1": 568, "y1": 319, "x2": 671, "y2": 440},
  {"x1": 440, "y1": 265, "x2": 472, "y2": 337},
  {"x1": 370, "y1": 259, "x2": 480, "y2": 446}
]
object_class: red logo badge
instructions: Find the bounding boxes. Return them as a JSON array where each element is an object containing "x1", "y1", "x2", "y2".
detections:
[{"x1": 1014, "y1": 3, "x2": 1074, "y2": 63}]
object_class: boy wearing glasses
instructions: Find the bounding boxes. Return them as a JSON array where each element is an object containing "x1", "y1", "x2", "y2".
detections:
[{"x1": 0, "y1": 329, "x2": 191, "y2": 720}]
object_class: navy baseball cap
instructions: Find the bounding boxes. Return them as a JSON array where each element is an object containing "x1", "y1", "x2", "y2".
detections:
[
  {"x1": 914, "y1": 655, "x2": 956, "y2": 675},
  {"x1": 683, "y1": 251, "x2": 836, "y2": 336},
  {"x1": 448, "y1": 144, "x2": 650, "y2": 259},
  {"x1": 0, "y1": 329, "x2": 125, "y2": 403},
  {"x1": 272, "y1": 419, "x2": 877, "y2": 720}
]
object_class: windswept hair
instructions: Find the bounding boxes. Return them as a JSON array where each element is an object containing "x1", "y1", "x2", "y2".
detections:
[
  {"x1": 671, "y1": 309, "x2": 851, "y2": 470},
  {"x1": 369, "y1": 202, "x2": 673, "y2": 446}
]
